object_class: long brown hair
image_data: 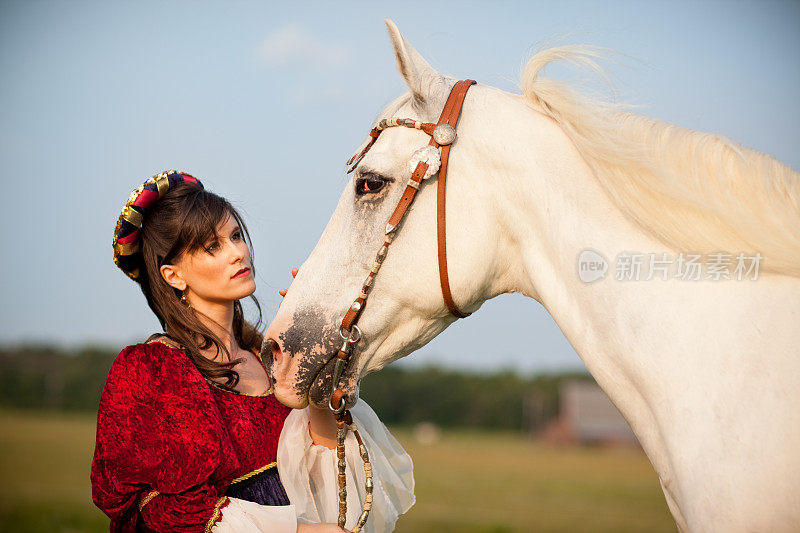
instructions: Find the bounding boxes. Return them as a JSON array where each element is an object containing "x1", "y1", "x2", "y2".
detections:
[{"x1": 135, "y1": 183, "x2": 262, "y2": 390}]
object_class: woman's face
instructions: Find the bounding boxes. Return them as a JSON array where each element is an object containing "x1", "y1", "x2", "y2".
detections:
[{"x1": 175, "y1": 214, "x2": 256, "y2": 306}]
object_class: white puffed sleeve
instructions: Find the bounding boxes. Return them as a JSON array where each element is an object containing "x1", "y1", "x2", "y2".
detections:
[
  {"x1": 277, "y1": 400, "x2": 415, "y2": 533},
  {"x1": 211, "y1": 498, "x2": 296, "y2": 533}
]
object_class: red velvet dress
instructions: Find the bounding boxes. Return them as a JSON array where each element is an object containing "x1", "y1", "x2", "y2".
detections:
[{"x1": 91, "y1": 339, "x2": 291, "y2": 532}]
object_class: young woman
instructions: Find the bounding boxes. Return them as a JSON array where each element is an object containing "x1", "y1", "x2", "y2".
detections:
[{"x1": 91, "y1": 171, "x2": 414, "y2": 532}]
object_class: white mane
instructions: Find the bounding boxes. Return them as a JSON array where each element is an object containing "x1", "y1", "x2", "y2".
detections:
[{"x1": 520, "y1": 45, "x2": 800, "y2": 278}]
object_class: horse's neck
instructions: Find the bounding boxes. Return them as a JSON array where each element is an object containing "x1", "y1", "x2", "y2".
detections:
[
  {"x1": 477, "y1": 99, "x2": 800, "y2": 518},
  {"x1": 487, "y1": 103, "x2": 675, "y2": 404},
  {"x1": 481, "y1": 101, "x2": 679, "y2": 369}
]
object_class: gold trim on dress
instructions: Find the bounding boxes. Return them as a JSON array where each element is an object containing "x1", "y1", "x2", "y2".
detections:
[
  {"x1": 145, "y1": 336, "x2": 182, "y2": 350},
  {"x1": 139, "y1": 490, "x2": 159, "y2": 511},
  {"x1": 229, "y1": 462, "x2": 277, "y2": 485},
  {"x1": 205, "y1": 496, "x2": 229, "y2": 533}
]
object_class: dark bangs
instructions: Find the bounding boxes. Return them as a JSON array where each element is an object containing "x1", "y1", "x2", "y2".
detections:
[{"x1": 165, "y1": 187, "x2": 253, "y2": 265}]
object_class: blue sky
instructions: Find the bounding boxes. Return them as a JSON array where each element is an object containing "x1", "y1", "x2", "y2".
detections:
[{"x1": 1, "y1": 0, "x2": 797, "y2": 373}]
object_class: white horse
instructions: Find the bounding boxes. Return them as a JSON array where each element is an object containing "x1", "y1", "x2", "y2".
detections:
[{"x1": 265, "y1": 20, "x2": 800, "y2": 532}]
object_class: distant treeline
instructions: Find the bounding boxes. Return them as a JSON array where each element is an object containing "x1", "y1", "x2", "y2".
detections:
[
  {"x1": 0, "y1": 346, "x2": 115, "y2": 411},
  {"x1": 0, "y1": 345, "x2": 591, "y2": 431},
  {"x1": 360, "y1": 366, "x2": 590, "y2": 431}
]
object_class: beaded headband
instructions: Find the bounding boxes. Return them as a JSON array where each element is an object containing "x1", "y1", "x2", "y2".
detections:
[{"x1": 113, "y1": 170, "x2": 204, "y2": 280}]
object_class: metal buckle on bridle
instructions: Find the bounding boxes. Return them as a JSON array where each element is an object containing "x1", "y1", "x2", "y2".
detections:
[{"x1": 328, "y1": 325, "x2": 361, "y2": 414}]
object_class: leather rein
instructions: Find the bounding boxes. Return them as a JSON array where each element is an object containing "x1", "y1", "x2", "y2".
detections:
[{"x1": 327, "y1": 79, "x2": 475, "y2": 531}]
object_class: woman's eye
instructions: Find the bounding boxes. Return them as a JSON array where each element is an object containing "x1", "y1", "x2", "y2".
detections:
[
  {"x1": 205, "y1": 241, "x2": 220, "y2": 253},
  {"x1": 356, "y1": 175, "x2": 387, "y2": 195},
  {"x1": 231, "y1": 231, "x2": 242, "y2": 242}
]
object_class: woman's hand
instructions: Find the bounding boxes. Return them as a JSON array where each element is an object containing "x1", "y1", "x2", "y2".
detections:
[
  {"x1": 278, "y1": 268, "x2": 298, "y2": 306},
  {"x1": 307, "y1": 404, "x2": 338, "y2": 449},
  {"x1": 297, "y1": 524, "x2": 350, "y2": 533}
]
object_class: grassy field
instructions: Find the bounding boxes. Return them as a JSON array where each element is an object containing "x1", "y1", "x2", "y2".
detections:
[{"x1": 0, "y1": 409, "x2": 675, "y2": 532}]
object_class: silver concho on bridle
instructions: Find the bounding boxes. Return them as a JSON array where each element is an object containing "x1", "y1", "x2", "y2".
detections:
[
  {"x1": 409, "y1": 145, "x2": 441, "y2": 179},
  {"x1": 432, "y1": 123, "x2": 457, "y2": 145},
  {"x1": 407, "y1": 125, "x2": 455, "y2": 179}
]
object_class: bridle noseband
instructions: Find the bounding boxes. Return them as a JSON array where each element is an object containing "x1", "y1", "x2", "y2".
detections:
[{"x1": 327, "y1": 79, "x2": 476, "y2": 531}]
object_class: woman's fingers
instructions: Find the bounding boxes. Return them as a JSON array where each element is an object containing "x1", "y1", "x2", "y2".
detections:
[{"x1": 278, "y1": 268, "x2": 297, "y2": 306}]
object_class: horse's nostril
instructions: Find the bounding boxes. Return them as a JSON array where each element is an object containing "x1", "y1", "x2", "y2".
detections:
[{"x1": 262, "y1": 338, "x2": 282, "y2": 365}]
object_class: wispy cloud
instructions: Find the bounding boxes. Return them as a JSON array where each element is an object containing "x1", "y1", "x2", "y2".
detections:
[{"x1": 257, "y1": 23, "x2": 351, "y2": 70}]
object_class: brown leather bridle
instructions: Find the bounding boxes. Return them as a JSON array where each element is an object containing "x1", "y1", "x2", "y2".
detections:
[{"x1": 327, "y1": 79, "x2": 475, "y2": 531}]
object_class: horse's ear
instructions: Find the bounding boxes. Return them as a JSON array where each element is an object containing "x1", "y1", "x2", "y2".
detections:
[{"x1": 384, "y1": 19, "x2": 448, "y2": 110}]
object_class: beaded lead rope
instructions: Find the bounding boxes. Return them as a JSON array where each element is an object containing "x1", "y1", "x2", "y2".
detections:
[{"x1": 335, "y1": 411, "x2": 373, "y2": 531}]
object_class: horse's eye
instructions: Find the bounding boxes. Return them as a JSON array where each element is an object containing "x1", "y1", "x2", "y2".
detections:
[{"x1": 356, "y1": 175, "x2": 387, "y2": 195}]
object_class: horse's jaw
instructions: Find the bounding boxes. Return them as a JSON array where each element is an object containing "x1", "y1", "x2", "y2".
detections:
[{"x1": 264, "y1": 280, "x2": 462, "y2": 409}]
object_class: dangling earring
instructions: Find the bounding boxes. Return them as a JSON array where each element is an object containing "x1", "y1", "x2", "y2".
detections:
[{"x1": 180, "y1": 289, "x2": 191, "y2": 308}]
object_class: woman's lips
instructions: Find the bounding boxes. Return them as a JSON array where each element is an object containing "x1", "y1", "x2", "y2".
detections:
[{"x1": 232, "y1": 267, "x2": 251, "y2": 279}]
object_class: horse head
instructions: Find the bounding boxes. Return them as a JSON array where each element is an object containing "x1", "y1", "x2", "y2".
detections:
[
  {"x1": 260, "y1": 20, "x2": 800, "y2": 532},
  {"x1": 264, "y1": 20, "x2": 524, "y2": 409}
]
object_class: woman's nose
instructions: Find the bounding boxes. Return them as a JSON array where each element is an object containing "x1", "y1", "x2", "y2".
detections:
[{"x1": 230, "y1": 241, "x2": 246, "y2": 262}]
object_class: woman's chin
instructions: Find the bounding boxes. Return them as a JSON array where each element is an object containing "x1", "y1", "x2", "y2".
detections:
[{"x1": 235, "y1": 280, "x2": 257, "y2": 299}]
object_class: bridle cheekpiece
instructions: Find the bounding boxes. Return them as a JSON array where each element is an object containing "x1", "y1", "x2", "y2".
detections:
[{"x1": 328, "y1": 80, "x2": 476, "y2": 532}]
